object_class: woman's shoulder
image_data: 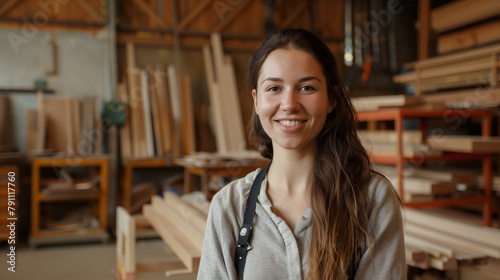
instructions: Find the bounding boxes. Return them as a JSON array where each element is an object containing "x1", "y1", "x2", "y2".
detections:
[
  {"x1": 365, "y1": 171, "x2": 401, "y2": 209},
  {"x1": 210, "y1": 168, "x2": 262, "y2": 210}
]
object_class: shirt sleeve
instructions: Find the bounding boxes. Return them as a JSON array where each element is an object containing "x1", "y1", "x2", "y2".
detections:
[
  {"x1": 197, "y1": 192, "x2": 239, "y2": 280},
  {"x1": 354, "y1": 176, "x2": 407, "y2": 280}
]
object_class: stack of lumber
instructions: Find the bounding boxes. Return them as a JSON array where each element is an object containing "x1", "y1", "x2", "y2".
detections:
[
  {"x1": 431, "y1": 0, "x2": 500, "y2": 54},
  {"x1": 374, "y1": 164, "x2": 477, "y2": 202},
  {"x1": 359, "y1": 130, "x2": 442, "y2": 158},
  {"x1": 26, "y1": 94, "x2": 101, "y2": 156},
  {"x1": 352, "y1": 95, "x2": 422, "y2": 112},
  {"x1": 404, "y1": 208, "x2": 500, "y2": 279},
  {"x1": 393, "y1": 43, "x2": 500, "y2": 95},
  {"x1": 427, "y1": 135, "x2": 500, "y2": 154},
  {"x1": 142, "y1": 192, "x2": 208, "y2": 276},
  {"x1": 120, "y1": 42, "x2": 196, "y2": 158},
  {"x1": 391, "y1": 0, "x2": 500, "y2": 106},
  {"x1": 202, "y1": 33, "x2": 247, "y2": 153}
]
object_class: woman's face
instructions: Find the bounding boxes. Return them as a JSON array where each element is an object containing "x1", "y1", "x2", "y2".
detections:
[{"x1": 252, "y1": 48, "x2": 335, "y2": 154}]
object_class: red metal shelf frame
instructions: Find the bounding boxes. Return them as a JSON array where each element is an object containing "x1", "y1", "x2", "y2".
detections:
[{"x1": 357, "y1": 108, "x2": 493, "y2": 226}]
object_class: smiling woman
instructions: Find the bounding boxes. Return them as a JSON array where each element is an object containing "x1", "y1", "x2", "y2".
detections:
[{"x1": 197, "y1": 28, "x2": 406, "y2": 280}]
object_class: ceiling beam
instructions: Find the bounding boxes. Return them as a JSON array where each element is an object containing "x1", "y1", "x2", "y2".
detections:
[
  {"x1": 75, "y1": 0, "x2": 105, "y2": 24},
  {"x1": 213, "y1": 0, "x2": 255, "y2": 33},
  {"x1": 131, "y1": 0, "x2": 168, "y2": 28},
  {"x1": 0, "y1": 0, "x2": 22, "y2": 18},
  {"x1": 177, "y1": 0, "x2": 213, "y2": 30},
  {"x1": 279, "y1": 0, "x2": 307, "y2": 29}
]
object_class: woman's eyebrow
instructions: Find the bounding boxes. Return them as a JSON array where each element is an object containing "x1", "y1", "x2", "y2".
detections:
[
  {"x1": 261, "y1": 76, "x2": 321, "y2": 85},
  {"x1": 261, "y1": 77, "x2": 283, "y2": 85},
  {"x1": 297, "y1": 76, "x2": 321, "y2": 83}
]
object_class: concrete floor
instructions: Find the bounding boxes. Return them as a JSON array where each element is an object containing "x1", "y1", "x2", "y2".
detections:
[{"x1": 0, "y1": 238, "x2": 197, "y2": 280}]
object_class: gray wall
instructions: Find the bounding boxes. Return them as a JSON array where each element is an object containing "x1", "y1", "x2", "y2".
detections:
[{"x1": 0, "y1": 28, "x2": 112, "y2": 152}]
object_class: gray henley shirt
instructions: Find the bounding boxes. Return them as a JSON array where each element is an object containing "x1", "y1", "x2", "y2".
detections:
[{"x1": 197, "y1": 168, "x2": 406, "y2": 280}]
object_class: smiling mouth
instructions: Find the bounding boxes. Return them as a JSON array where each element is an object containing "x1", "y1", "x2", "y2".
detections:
[{"x1": 278, "y1": 120, "x2": 305, "y2": 127}]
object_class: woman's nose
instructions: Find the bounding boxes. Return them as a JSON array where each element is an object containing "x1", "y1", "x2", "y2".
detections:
[{"x1": 280, "y1": 90, "x2": 301, "y2": 112}]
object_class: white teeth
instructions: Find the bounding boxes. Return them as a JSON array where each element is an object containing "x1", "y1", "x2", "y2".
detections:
[{"x1": 279, "y1": 120, "x2": 301, "y2": 127}]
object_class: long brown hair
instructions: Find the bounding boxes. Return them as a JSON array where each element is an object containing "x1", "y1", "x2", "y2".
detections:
[{"x1": 248, "y1": 28, "x2": 373, "y2": 279}]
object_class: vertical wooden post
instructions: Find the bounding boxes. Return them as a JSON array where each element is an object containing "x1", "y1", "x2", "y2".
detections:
[{"x1": 419, "y1": 0, "x2": 430, "y2": 60}]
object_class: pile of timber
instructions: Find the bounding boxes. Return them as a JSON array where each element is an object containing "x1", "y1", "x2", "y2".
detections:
[
  {"x1": 373, "y1": 164, "x2": 477, "y2": 203},
  {"x1": 142, "y1": 192, "x2": 209, "y2": 277},
  {"x1": 431, "y1": 0, "x2": 500, "y2": 54},
  {"x1": 404, "y1": 208, "x2": 500, "y2": 279},
  {"x1": 26, "y1": 94, "x2": 101, "y2": 156},
  {"x1": 120, "y1": 43, "x2": 196, "y2": 158},
  {"x1": 202, "y1": 33, "x2": 247, "y2": 153},
  {"x1": 390, "y1": 0, "x2": 500, "y2": 106},
  {"x1": 359, "y1": 130, "x2": 442, "y2": 159},
  {"x1": 393, "y1": 43, "x2": 500, "y2": 95}
]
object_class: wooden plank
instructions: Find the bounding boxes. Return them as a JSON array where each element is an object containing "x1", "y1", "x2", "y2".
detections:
[
  {"x1": 180, "y1": 74, "x2": 196, "y2": 155},
  {"x1": 126, "y1": 43, "x2": 140, "y2": 157},
  {"x1": 358, "y1": 130, "x2": 422, "y2": 145},
  {"x1": 427, "y1": 135, "x2": 500, "y2": 153},
  {"x1": 431, "y1": 0, "x2": 500, "y2": 33},
  {"x1": 180, "y1": 193, "x2": 211, "y2": 217},
  {"x1": 221, "y1": 55, "x2": 247, "y2": 151},
  {"x1": 71, "y1": 98, "x2": 80, "y2": 154},
  {"x1": 163, "y1": 192, "x2": 207, "y2": 233},
  {"x1": 405, "y1": 208, "x2": 500, "y2": 250},
  {"x1": 363, "y1": 143, "x2": 441, "y2": 158},
  {"x1": 438, "y1": 19, "x2": 500, "y2": 54},
  {"x1": 154, "y1": 65, "x2": 175, "y2": 156},
  {"x1": 35, "y1": 90, "x2": 46, "y2": 151},
  {"x1": 202, "y1": 45, "x2": 227, "y2": 152},
  {"x1": 147, "y1": 69, "x2": 163, "y2": 156},
  {"x1": 388, "y1": 176, "x2": 457, "y2": 196},
  {"x1": 352, "y1": 95, "x2": 422, "y2": 112},
  {"x1": 167, "y1": 65, "x2": 182, "y2": 156},
  {"x1": 26, "y1": 110, "x2": 38, "y2": 153},
  {"x1": 116, "y1": 206, "x2": 136, "y2": 279},
  {"x1": 151, "y1": 196, "x2": 204, "y2": 250},
  {"x1": 210, "y1": 33, "x2": 246, "y2": 151},
  {"x1": 405, "y1": 233, "x2": 453, "y2": 258},
  {"x1": 143, "y1": 205, "x2": 200, "y2": 272},
  {"x1": 140, "y1": 70, "x2": 155, "y2": 157},
  {"x1": 394, "y1": 57, "x2": 498, "y2": 83}
]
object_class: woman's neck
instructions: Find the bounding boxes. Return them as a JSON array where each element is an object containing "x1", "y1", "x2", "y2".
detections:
[{"x1": 268, "y1": 146, "x2": 315, "y2": 195}]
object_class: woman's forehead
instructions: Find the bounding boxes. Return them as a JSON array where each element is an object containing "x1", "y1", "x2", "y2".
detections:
[{"x1": 258, "y1": 48, "x2": 325, "y2": 83}]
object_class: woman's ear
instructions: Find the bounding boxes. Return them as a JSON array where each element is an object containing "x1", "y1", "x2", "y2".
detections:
[
  {"x1": 328, "y1": 86, "x2": 339, "y2": 113},
  {"x1": 252, "y1": 89, "x2": 258, "y2": 115}
]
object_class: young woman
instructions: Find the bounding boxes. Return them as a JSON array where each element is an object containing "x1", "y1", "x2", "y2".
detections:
[{"x1": 198, "y1": 28, "x2": 406, "y2": 280}]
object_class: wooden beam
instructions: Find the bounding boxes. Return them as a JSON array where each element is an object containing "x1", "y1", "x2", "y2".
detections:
[
  {"x1": 279, "y1": 1, "x2": 308, "y2": 29},
  {"x1": 75, "y1": 0, "x2": 105, "y2": 24},
  {"x1": 431, "y1": 0, "x2": 500, "y2": 33},
  {"x1": 177, "y1": 0, "x2": 214, "y2": 30},
  {"x1": 0, "y1": 0, "x2": 22, "y2": 18},
  {"x1": 418, "y1": 0, "x2": 430, "y2": 60},
  {"x1": 130, "y1": 0, "x2": 167, "y2": 28},
  {"x1": 438, "y1": 19, "x2": 500, "y2": 54},
  {"x1": 405, "y1": 208, "x2": 500, "y2": 249},
  {"x1": 213, "y1": 0, "x2": 255, "y2": 33}
]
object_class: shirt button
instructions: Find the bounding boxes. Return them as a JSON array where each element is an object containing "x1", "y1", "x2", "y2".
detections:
[{"x1": 301, "y1": 215, "x2": 307, "y2": 221}]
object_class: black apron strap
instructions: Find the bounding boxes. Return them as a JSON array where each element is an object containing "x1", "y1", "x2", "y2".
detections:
[{"x1": 234, "y1": 161, "x2": 271, "y2": 280}]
